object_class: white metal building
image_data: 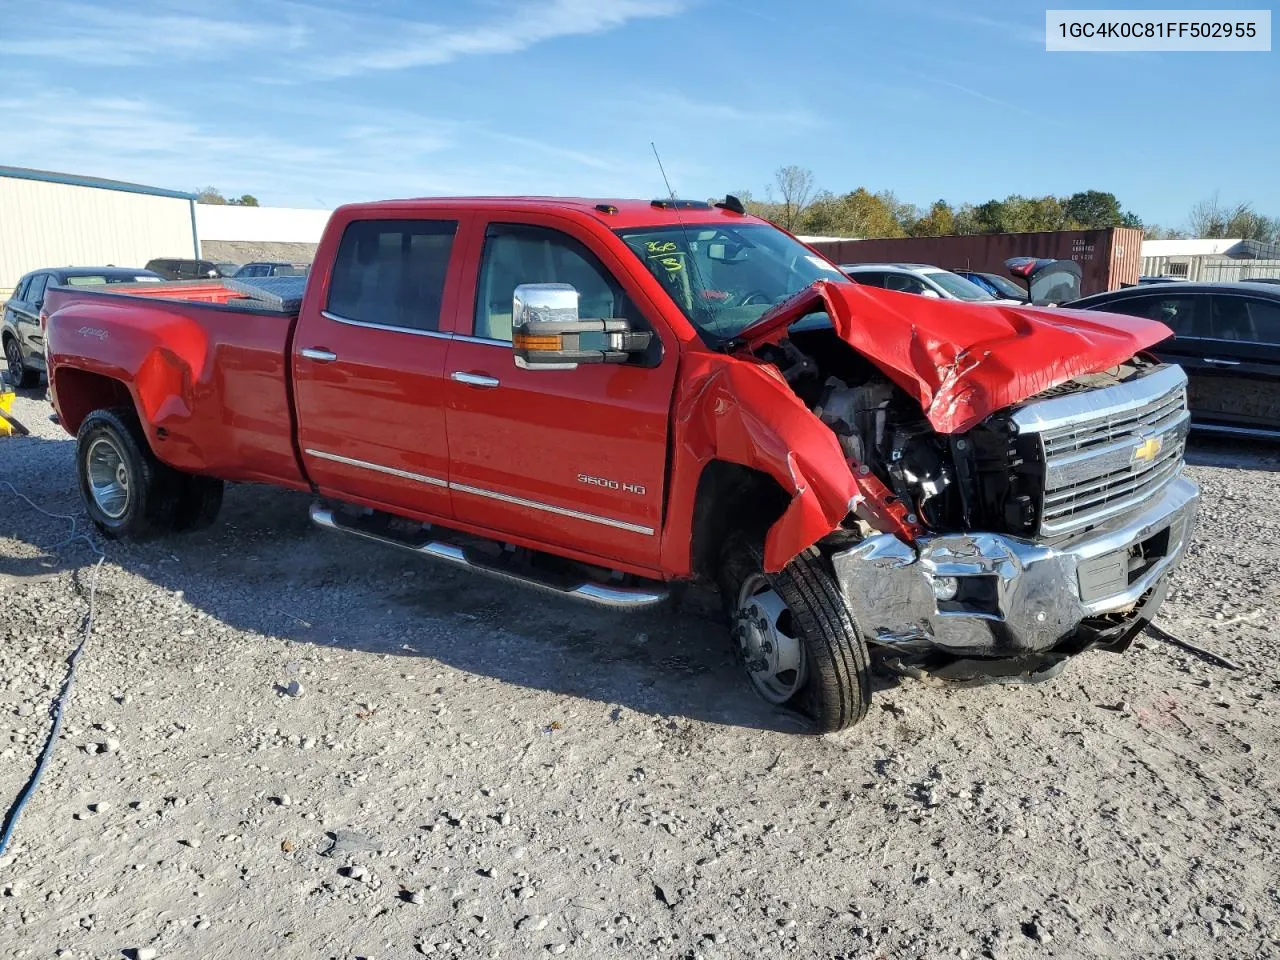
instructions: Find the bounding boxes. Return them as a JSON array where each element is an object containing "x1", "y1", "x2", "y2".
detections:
[
  {"x1": 0, "y1": 166, "x2": 198, "y2": 297},
  {"x1": 1140, "y1": 237, "x2": 1280, "y2": 282}
]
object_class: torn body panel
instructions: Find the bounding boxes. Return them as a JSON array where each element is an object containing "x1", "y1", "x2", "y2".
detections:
[
  {"x1": 45, "y1": 290, "x2": 305, "y2": 487},
  {"x1": 662, "y1": 353, "x2": 913, "y2": 574},
  {"x1": 736, "y1": 280, "x2": 1173, "y2": 434}
]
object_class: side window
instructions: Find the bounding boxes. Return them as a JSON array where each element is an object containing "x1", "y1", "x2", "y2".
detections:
[
  {"x1": 885, "y1": 273, "x2": 926, "y2": 295},
  {"x1": 327, "y1": 219, "x2": 458, "y2": 332},
  {"x1": 850, "y1": 271, "x2": 884, "y2": 287},
  {"x1": 27, "y1": 274, "x2": 50, "y2": 306},
  {"x1": 13, "y1": 277, "x2": 31, "y2": 302},
  {"x1": 473, "y1": 223, "x2": 646, "y2": 344},
  {"x1": 1210, "y1": 297, "x2": 1256, "y2": 341},
  {"x1": 1246, "y1": 299, "x2": 1280, "y2": 344},
  {"x1": 1108, "y1": 296, "x2": 1205, "y2": 338}
]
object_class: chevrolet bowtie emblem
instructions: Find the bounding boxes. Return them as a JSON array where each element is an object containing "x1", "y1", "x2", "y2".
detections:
[{"x1": 1132, "y1": 435, "x2": 1163, "y2": 464}]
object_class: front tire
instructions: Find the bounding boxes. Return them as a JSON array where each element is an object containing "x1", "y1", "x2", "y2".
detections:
[
  {"x1": 719, "y1": 532, "x2": 871, "y2": 732},
  {"x1": 76, "y1": 408, "x2": 181, "y2": 539}
]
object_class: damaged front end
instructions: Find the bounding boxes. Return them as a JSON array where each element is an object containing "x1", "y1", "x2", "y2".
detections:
[{"x1": 735, "y1": 282, "x2": 1201, "y2": 673}]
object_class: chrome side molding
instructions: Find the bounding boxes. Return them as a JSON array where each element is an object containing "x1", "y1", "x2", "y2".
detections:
[{"x1": 309, "y1": 504, "x2": 668, "y2": 610}]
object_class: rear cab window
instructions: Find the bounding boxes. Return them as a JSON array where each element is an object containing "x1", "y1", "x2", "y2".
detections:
[{"x1": 326, "y1": 219, "x2": 458, "y2": 332}]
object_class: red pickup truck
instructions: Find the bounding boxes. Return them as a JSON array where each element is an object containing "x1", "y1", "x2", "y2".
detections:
[{"x1": 44, "y1": 196, "x2": 1199, "y2": 731}]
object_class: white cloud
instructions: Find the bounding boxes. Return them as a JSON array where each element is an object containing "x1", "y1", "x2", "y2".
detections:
[
  {"x1": 914, "y1": 6, "x2": 1045, "y2": 47},
  {"x1": 0, "y1": 86, "x2": 665, "y2": 206},
  {"x1": 901, "y1": 71, "x2": 1070, "y2": 128},
  {"x1": 0, "y1": 2, "x2": 303, "y2": 66},
  {"x1": 305, "y1": 0, "x2": 688, "y2": 78},
  {"x1": 0, "y1": 0, "x2": 687, "y2": 78}
]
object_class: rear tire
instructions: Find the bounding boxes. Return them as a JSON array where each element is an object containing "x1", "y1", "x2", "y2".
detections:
[
  {"x1": 76, "y1": 408, "x2": 181, "y2": 539},
  {"x1": 719, "y1": 531, "x2": 871, "y2": 732},
  {"x1": 174, "y1": 475, "x2": 224, "y2": 532},
  {"x1": 5, "y1": 336, "x2": 40, "y2": 389}
]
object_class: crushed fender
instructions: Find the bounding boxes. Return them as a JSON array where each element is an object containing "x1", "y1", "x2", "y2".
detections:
[{"x1": 672, "y1": 354, "x2": 913, "y2": 573}]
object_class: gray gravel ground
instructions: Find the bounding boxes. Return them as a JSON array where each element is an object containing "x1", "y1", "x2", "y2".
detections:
[{"x1": 2, "y1": 386, "x2": 1278, "y2": 960}]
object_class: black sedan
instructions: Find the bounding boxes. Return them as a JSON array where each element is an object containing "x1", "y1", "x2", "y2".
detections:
[
  {"x1": 1067, "y1": 281, "x2": 1280, "y2": 439},
  {"x1": 3, "y1": 266, "x2": 162, "y2": 386}
]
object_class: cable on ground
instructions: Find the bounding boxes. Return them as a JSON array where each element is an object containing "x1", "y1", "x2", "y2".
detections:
[{"x1": 0, "y1": 480, "x2": 105, "y2": 858}]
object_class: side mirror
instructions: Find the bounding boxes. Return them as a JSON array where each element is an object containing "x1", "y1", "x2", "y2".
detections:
[
  {"x1": 917, "y1": 288, "x2": 942, "y2": 299},
  {"x1": 512, "y1": 283, "x2": 652, "y2": 370}
]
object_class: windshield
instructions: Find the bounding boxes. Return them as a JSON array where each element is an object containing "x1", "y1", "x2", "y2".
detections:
[
  {"x1": 617, "y1": 223, "x2": 848, "y2": 341},
  {"x1": 981, "y1": 273, "x2": 1028, "y2": 300},
  {"x1": 922, "y1": 270, "x2": 996, "y2": 301}
]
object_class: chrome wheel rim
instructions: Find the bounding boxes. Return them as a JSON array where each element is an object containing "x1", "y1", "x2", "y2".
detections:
[
  {"x1": 734, "y1": 573, "x2": 806, "y2": 703},
  {"x1": 5, "y1": 340, "x2": 22, "y2": 382},
  {"x1": 86, "y1": 436, "x2": 130, "y2": 519}
]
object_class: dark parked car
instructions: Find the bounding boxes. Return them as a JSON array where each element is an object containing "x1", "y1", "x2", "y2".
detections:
[
  {"x1": 953, "y1": 270, "x2": 1030, "y2": 303},
  {"x1": 4, "y1": 266, "x2": 163, "y2": 386},
  {"x1": 1069, "y1": 281, "x2": 1280, "y2": 438},
  {"x1": 233, "y1": 261, "x2": 310, "y2": 278},
  {"x1": 144, "y1": 258, "x2": 238, "y2": 281}
]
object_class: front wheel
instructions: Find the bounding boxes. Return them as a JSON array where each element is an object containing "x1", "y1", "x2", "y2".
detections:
[{"x1": 719, "y1": 533, "x2": 871, "y2": 732}]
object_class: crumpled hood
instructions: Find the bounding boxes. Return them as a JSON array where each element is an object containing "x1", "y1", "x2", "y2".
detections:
[{"x1": 737, "y1": 280, "x2": 1173, "y2": 433}]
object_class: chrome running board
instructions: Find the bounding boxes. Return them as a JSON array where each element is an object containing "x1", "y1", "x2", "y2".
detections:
[{"x1": 310, "y1": 504, "x2": 668, "y2": 610}]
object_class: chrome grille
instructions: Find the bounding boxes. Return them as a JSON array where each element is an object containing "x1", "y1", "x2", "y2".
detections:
[{"x1": 1010, "y1": 366, "x2": 1190, "y2": 537}]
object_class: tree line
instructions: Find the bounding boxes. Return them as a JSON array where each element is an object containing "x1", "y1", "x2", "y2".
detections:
[
  {"x1": 196, "y1": 187, "x2": 259, "y2": 206},
  {"x1": 732, "y1": 166, "x2": 1280, "y2": 244}
]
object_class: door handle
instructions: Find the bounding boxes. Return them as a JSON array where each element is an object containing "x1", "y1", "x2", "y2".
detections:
[
  {"x1": 451, "y1": 371, "x2": 500, "y2": 388},
  {"x1": 301, "y1": 347, "x2": 338, "y2": 363},
  {"x1": 1202, "y1": 357, "x2": 1240, "y2": 366}
]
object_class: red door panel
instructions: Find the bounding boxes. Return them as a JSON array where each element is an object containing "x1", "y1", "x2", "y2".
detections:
[
  {"x1": 444, "y1": 341, "x2": 672, "y2": 564},
  {"x1": 443, "y1": 218, "x2": 679, "y2": 570},
  {"x1": 293, "y1": 214, "x2": 470, "y2": 520}
]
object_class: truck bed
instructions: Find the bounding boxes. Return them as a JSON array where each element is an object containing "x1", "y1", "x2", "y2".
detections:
[
  {"x1": 43, "y1": 282, "x2": 307, "y2": 488},
  {"x1": 102, "y1": 276, "x2": 306, "y2": 314}
]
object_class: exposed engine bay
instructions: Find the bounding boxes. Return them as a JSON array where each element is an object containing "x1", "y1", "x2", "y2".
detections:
[{"x1": 756, "y1": 322, "x2": 1158, "y2": 540}]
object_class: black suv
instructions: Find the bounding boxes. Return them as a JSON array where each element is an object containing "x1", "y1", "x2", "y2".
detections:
[
  {"x1": 144, "y1": 258, "x2": 238, "y2": 280},
  {"x1": 3, "y1": 266, "x2": 162, "y2": 387},
  {"x1": 1069, "y1": 281, "x2": 1280, "y2": 438}
]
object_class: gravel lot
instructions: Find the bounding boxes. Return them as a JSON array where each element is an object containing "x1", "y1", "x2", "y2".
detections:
[{"x1": 2, "y1": 387, "x2": 1278, "y2": 960}]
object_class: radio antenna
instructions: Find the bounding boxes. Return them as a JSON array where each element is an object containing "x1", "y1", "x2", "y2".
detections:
[
  {"x1": 649, "y1": 142, "x2": 716, "y2": 338},
  {"x1": 651, "y1": 141, "x2": 677, "y2": 202}
]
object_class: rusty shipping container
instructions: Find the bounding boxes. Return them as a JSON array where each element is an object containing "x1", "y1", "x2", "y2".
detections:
[{"x1": 807, "y1": 228, "x2": 1143, "y2": 297}]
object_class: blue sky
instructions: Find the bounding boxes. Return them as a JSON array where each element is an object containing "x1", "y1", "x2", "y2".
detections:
[{"x1": 1, "y1": 0, "x2": 1275, "y2": 227}]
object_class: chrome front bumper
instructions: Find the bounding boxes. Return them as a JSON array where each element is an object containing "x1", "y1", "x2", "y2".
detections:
[{"x1": 831, "y1": 475, "x2": 1199, "y2": 656}]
